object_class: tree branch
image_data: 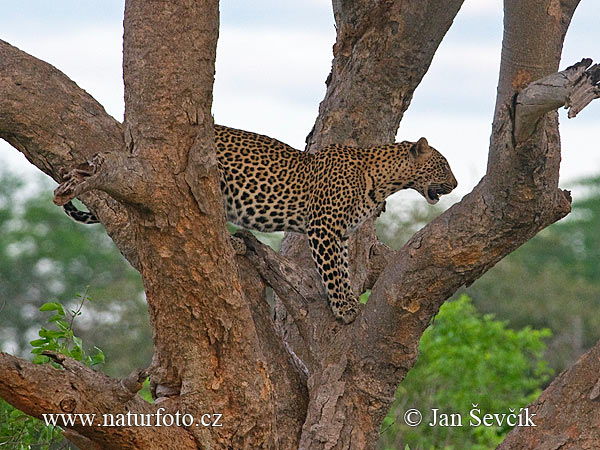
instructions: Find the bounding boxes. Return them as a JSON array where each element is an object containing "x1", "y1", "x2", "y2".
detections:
[
  {"x1": 118, "y1": 1, "x2": 277, "y2": 447},
  {"x1": 288, "y1": 1, "x2": 469, "y2": 448},
  {"x1": 0, "y1": 39, "x2": 140, "y2": 271},
  {"x1": 515, "y1": 58, "x2": 600, "y2": 141},
  {"x1": 347, "y1": 0, "x2": 590, "y2": 444},
  {"x1": 291, "y1": 1, "x2": 597, "y2": 448},
  {"x1": 237, "y1": 231, "x2": 320, "y2": 355},
  {"x1": 0, "y1": 352, "x2": 196, "y2": 450},
  {"x1": 235, "y1": 256, "x2": 309, "y2": 448},
  {"x1": 498, "y1": 338, "x2": 600, "y2": 449},
  {"x1": 52, "y1": 151, "x2": 152, "y2": 209}
]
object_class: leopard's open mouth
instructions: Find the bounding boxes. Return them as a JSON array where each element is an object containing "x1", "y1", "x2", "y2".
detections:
[{"x1": 425, "y1": 184, "x2": 453, "y2": 205}]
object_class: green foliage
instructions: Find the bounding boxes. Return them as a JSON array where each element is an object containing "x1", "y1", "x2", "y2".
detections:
[
  {"x1": 359, "y1": 290, "x2": 371, "y2": 304},
  {"x1": 1, "y1": 295, "x2": 108, "y2": 449},
  {"x1": 0, "y1": 171, "x2": 149, "y2": 377},
  {"x1": 30, "y1": 292, "x2": 105, "y2": 368},
  {"x1": 1, "y1": 294, "x2": 150, "y2": 447},
  {"x1": 378, "y1": 295, "x2": 551, "y2": 450},
  {"x1": 0, "y1": 399, "x2": 63, "y2": 450},
  {"x1": 137, "y1": 378, "x2": 154, "y2": 404}
]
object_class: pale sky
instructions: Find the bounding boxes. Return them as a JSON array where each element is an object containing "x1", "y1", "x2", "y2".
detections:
[{"x1": 1, "y1": 0, "x2": 599, "y2": 209}]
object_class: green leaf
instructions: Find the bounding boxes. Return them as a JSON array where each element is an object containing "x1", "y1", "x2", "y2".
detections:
[
  {"x1": 39, "y1": 302, "x2": 65, "y2": 316},
  {"x1": 359, "y1": 290, "x2": 371, "y2": 304},
  {"x1": 38, "y1": 328, "x2": 65, "y2": 339},
  {"x1": 47, "y1": 314, "x2": 65, "y2": 323},
  {"x1": 73, "y1": 336, "x2": 83, "y2": 349},
  {"x1": 379, "y1": 295, "x2": 551, "y2": 450},
  {"x1": 55, "y1": 321, "x2": 69, "y2": 332},
  {"x1": 32, "y1": 355, "x2": 49, "y2": 364},
  {"x1": 90, "y1": 348, "x2": 105, "y2": 366}
]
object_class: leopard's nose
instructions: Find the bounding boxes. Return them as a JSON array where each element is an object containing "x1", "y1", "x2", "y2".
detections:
[{"x1": 450, "y1": 174, "x2": 458, "y2": 189}]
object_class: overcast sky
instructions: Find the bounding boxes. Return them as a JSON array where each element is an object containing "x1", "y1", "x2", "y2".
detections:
[{"x1": 1, "y1": 0, "x2": 598, "y2": 208}]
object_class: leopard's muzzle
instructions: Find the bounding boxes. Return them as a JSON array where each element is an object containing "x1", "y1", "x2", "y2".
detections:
[{"x1": 425, "y1": 182, "x2": 456, "y2": 205}]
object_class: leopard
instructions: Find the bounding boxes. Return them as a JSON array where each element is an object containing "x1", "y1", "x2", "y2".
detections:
[{"x1": 63, "y1": 125, "x2": 457, "y2": 323}]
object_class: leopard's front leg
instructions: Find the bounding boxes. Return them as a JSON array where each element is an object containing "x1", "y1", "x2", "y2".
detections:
[{"x1": 307, "y1": 223, "x2": 359, "y2": 324}]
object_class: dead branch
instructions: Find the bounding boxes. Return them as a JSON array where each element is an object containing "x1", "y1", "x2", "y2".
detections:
[{"x1": 515, "y1": 58, "x2": 600, "y2": 141}]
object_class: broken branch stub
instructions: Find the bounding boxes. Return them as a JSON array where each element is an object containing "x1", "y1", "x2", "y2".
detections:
[
  {"x1": 515, "y1": 58, "x2": 600, "y2": 142},
  {"x1": 53, "y1": 151, "x2": 151, "y2": 212}
]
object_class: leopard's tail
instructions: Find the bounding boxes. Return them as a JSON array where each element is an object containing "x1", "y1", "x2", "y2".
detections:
[{"x1": 63, "y1": 201, "x2": 99, "y2": 224}]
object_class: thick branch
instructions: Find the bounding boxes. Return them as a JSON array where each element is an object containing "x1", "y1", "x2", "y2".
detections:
[
  {"x1": 346, "y1": 0, "x2": 587, "y2": 444},
  {"x1": 498, "y1": 338, "x2": 600, "y2": 449},
  {"x1": 294, "y1": 1, "x2": 593, "y2": 449},
  {"x1": 495, "y1": 0, "x2": 581, "y2": 112},
  {"x1": 0, "y1": 39, "x2": 140, "y2": 270},
  {"x1": 238, "y1": 231, "x2": 320, "y2": 354},
  {"x1": 288, "y1": 1, "x2": 468, "y2": 448},
  {"x1": 235, "y1": 256, "x2": 309, "y2": 449},
  {"x1": 52, "y1": 151, "x2": 151, "y2": 208},
  {"x1": 310, "y1": 0, "x2": 466, "y2": 148},
  {"x1": 119, "y1": 1, "x2": 277, "y2": 448},
  {"x1": 0, "y1": 352, "x2": 195, "y2": 450}
]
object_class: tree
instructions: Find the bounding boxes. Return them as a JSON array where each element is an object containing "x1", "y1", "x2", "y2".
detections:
[{"x1": 1, "y1": 1, "x2": 599, "y2": 449}]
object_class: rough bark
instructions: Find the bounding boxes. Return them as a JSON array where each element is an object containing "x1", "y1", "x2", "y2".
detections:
[
  {"x1": 0, "y1": 0, "x2": 598, "y2": 449},
  {"x1": 2, "y1": 1, "x2": 279, "y2": 448},
  {"x1": 0, "y1": 352, "x2": 195, "y2": 449},
  {"x1": 118, "y1": 1, "x2": 276, "y2": 448},
  {"x1": 514, "y1": 58, "x2": 600, "y2": 141},
  {"x1": 498, "y1": 338, "x2": 600, "y2": 450},
  {"x1": 278, "y1": 0, "x2": 587, "y2": 448},
  {"x1": 0, "y1": 39, "x2": 139, "y2": 270}
]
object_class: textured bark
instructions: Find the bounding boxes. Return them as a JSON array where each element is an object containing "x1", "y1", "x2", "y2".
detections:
[
  {"x1": 2, "y1": 1, "x2": 277, "y2": 448},
  {"x1": 117, "y1": 1, "x2": 276, "y2": 448},
  {"x1": 514, "y1": 58, "x2": 600, "y2": 141},
  {"x1": 277, "y1": 0, "x2": 587, "y2": 449},
  {"x1": 0, "y1": 352, "x2": 195, "y2": 449},
  {"x1": 498, "y1": 338, "x2": 600, "y2": 450},
  {"x1": 0, "y1": 0, "x2": 598, "y2": 448},
  {"x1": 0, "y1": 39, "x2": 139, "y2": 270}
]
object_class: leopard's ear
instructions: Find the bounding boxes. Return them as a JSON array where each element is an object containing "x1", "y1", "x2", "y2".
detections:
[{"x1": 409, "y1": 137, "x2": 431, "y2": 158}]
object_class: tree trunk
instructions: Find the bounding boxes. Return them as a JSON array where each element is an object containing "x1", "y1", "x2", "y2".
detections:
[{"x1": 1, "y1": 0, "x2": 599, "y2": 449}]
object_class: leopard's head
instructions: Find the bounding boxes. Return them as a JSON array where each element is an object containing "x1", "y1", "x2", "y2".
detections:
[{"x1": 408, "y1": 137, "x2": 457, "y2": 205}]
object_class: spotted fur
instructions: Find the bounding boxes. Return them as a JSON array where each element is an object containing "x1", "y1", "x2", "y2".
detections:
[
  {"x1": 63, "y1": 201, "x2": 99, "y2": 224},
  {"x1": 65, "y1": 125, "x2": 457, "y2": 323}
]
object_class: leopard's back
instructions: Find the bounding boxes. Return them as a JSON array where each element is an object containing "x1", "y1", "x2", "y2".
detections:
[{"x1": 215, "y1": 125, "x2": 309, "y2": 233}]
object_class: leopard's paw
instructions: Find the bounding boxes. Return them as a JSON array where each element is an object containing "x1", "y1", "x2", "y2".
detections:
[
  {"x1": 230, "y1": 235, "x2": 247, "y2": 255},
  {"x1": 331, "y1": 298, "x2": 360, "y2": 324}
]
